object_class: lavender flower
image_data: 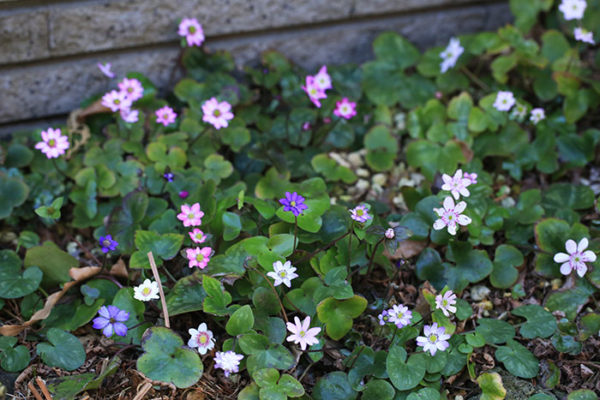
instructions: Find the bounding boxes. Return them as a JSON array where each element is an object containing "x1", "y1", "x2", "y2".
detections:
[
  {"x1": 92, "y1": 305, "x2": 129, "y2": 337},
  {"x1": 279, "y1": 192, "x2": 308, "y2": 217},
  {"x1": 163, "y1": 172, "x2": 174, "y2": 182},
  {"x1": 99, "y1": 235, "x2": 118, "y2": 253}
]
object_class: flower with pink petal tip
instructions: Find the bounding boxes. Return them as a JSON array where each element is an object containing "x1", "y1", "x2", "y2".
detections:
[
  {"x1": 186, "y1": 247, "x2": 212, "y2": 269},
  {"x1": 574, "y1": 27, "x2": 595, "y2": 44},
  {"x1": 202, "y1": 98, "x2": 234, "y2": 130},
  {"x1": 35, "y1": 128, "x2": 70, "y2": 159},
  {"x1": 102, "y1": 90, "x2": 132, "y2": 112},
  {"x1": 388, "y1": 304, "x2": 412, "y2": 328},
  {"x1": 435, "y1": 290, "x2": 457, "y2": 317},
  {"x1": 97, "y1": 62, "x2": 115, "y2": 78},
  {"x1": 554, "y1": 238, "x2": 596, "y2": 278},
  {"x1": 333, "y1": 98, "x2": 357, "y2": 119},
  {"x1": 416, "y1": 323, "x2": 451, "y2": 356},
  {"x1": 441, "y1": 169, "x2": 471, "y2": 200},
  {"x1": 188, "y1": 322, "x2": 215, "y2": 355},
  {"x1": 178, "y1": 18, "x2": 205, "y2": 47},
  {"x1": 177, "y1": 203, "x2": 204, "y2": 227},
  {"x1": 349, "y1": 204, "x2": 371, "y2": 223},
  {"x1": 118, "y1": 78, "x2": 144, "y2": 102},
  {"x1": 433, "y1": 196, "x2": 471, "y2": 236},
  {"x1": 302, "y1": 76, "x2": 327, "y2": 108},
  {"x1": 463, "y1": 172, "x2": 478, "y2": 185},
  {"x1": 189, "y1": 228, "x2": 207, "y2": 244},
  {"x1": 214, "y1": 351, "x2": 243, "y2": 377},
  {"x1": 286, "y1": 316, "x2": 321, "y2": 351},
  {"x1": 120, "y1": 108, "x2": 139, "y2": 123},
  {"x1": 314, "y1": 65, "x2": 332, "y2": 91},
  {"x1": 155, "y1": 106, "x2": 177, "y2": 126}
]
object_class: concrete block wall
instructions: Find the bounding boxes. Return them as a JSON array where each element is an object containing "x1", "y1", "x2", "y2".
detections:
[{"x1": 0, "y1": 0, "x2": 512, "y2": 136}]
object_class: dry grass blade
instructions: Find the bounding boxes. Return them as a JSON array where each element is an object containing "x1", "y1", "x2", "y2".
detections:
[{"x1": 147, "y1": 252, "x2": 170, "y2": 328}]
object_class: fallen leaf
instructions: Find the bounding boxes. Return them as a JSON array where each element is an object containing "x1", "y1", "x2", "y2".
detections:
[
  {"x1": 385, "y1": 239, "x2": 427, "y2": 260},
  {"x1": 110, "y1": 258, "x2": 129, "y2": 280}
]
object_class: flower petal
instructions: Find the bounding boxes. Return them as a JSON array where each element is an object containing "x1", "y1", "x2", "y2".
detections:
[
  {"x1": 433, "y1": 219, "x2": 446, "y2": 230},
  {"x1": 553, "y1": 252, "x2": 570, "y2": 263},
  {"x1": 577, "y1": 238, "x2": 589, "y2": 252},
  {"x1": 582, "y1": 250, "x2": 597, "y2": 262},
  {"x1": 565, "y1": 239, "x2": 577, "y2": 254},
  {"x1": 560, "y1": 262, "x2": 572, "y2": 276},
  {"x1": 443, "y1": 196, "x2": 454, "y2": 211}
]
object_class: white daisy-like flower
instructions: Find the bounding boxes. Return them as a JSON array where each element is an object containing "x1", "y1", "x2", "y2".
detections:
[
  {"x1": 435, "y1": 290, "x2": 457, "y2": 317},
  {"x1": 433, "y1": 196, "x2": 472, "y2": 236},
  {"x1": 440, "y1": 37, "x2": 464, "y2": 73},
  {"x1": 416, "y1": 323, "x2": 451, "y2": 356},
  {"x1": 574, "y1": 27, "x2": 595, "y2": 44},
  {"x1": 214, "y1": 351, "x2": 243, "y2": 377},
  {"x1": 266, "y1": 260, "x2": 298, "y2": 288},
  {"x1": 441, "y1": 169, "x2": 471, "y2": 200},
  {"x1": 530, "y1": 108, "x2": 546, "y2": 125},
  {"x1": 387, "y1": 304, "x2": 412, "y2": 328},
  {"x1": 493, "y1": 91, "x2": 516, "y2": 112},
  {"x1": 554, "y1": 238, "x2": 596, "y2": 277},
  {"x1": 133, "y1": 279, "x2": 160, "y2": 302},
  {"x1": 188, "y1": 322, "x2": 215, "y2": 355},
  {"x1": 559, "y1": 0, "x2": 587, "y2": 20}
]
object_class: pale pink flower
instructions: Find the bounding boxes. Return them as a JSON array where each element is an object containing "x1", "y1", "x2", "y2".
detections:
[
  {"x1": 188, "y1": 323, "x2": 215, "y2": 355},
  {"x1": 333, "y1": 98, "x2": 357, "y2": 119},
  {"x1": 118, "y1": 78, "x2": 144, "y2": 102},
  {"x1": 530, "y1": 108, "x2": 546, "y2": 125},
  {"x1": 286, "y1": 316, "x2": 321, "y2": 351},
  {"x1": 35, "y1": 128, "x2": 70, "y2": 159},
  {"x1": 349, "y1": 204, "x2": 371, "y2": 223},
  {"x1": 463, "y1": 172, "x2": 478, "y2": 185},
  {"x1": 493, "y1": 91, "x2": 515, "y2": 112},
  {"x1": 385, "y1": 228, "x2": 395, "y2": 239},
  {"x1": 120, "y1": 108, "x2": 139, "y2": 123},
  {"x1": 102, "y1": 90, "x2": 132, "y2": 112},
  {"x1": 155, "y1": 106, "x2": 177, "y2": 126},
  {"x1": 559, "y1": 0, "x2": 587, "y2": 20},
  {"x1": 435, "y1": 290, "x2": 457, "y2": 317},
  {"x1": 574, "y1": 27, "x2": 595, "y2": 44},
  {"x1": 178, "y1": 18, "x2": 205, "y2": 47},
  {"x1": 186, "y1": 247, "x2": 212, "y2": 269},
  {"x1": 202, "y1": 98, "x2": 234, "y2": 130},
  {"x1": 441, "y1": 169, "x2": 471, "y2": 200},
  {"x1": 266, "y1": 260, "x2": 298, "y2": 288},
  {"x1": 302, "y1": 76, "x2": 327, "y2": 108},
  {"x1": 214, "y1": 351, "x2": 243, "y2": 377},
  {"x1": 97, "y1": 62, "x2": 115, "y2": 78},
  {"x1": 433, "y1": 196, "x2": 472, "y2": 236},
  {"x1": 177, "y1": 203, "x2": 204, "y2": 227},
  {"x1": 388, "y1": 304, "x2": 412, "y2": 328},
  {"x1": 554, "y1": 238, "x2": 596, "y2": 277},
  {"x1": 189, "y1": 228, "x2": 207, "y2": 244},
  {"x1": 416, "y1": 323, "x2": 451, "y2": 356},
  {"x1": 314, "y1": 65, "x2": 332, "y2": 91}
]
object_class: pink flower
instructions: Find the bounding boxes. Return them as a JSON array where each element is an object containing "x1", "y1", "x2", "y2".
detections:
[
  {"x1": 302, "y1": 76, "x2": 327, "y2": 108},
  {"x1": 416, "y1": 323, "x2": 451, "y2": 356},
  {"x1": 188, "y1": 323, "x2": 215, "y2": 355},
  {"x1": 302, "y1": 122, "x2": 311, "y2": 131},
  {"x1": 177, "y1": 203, "x2": 204, "y2": 227},
  {"x1": 102, "y1": 90, "x2": 132, "y2": 112},
  {"x1": 120, "y1": 108, "x2": 139, "y2": 123},
  {"x1": 155, "y1": 106, "x2": 177, "y2": 126},
  {"x1": 286, "y1": 316, "x2": 321, "y2": 351},
  {"x1": 118, "y1": 78, "x2": 144, "y2": 102},
  {"x1": 433, "y1": 196, "x2": 472, "y2": 236},
  {"x1": 349, "y1": 204, "x2": 371, "y2": 223},
  {"x1": 333, "y1": 98, "x2": 357, "y2": 119},
  {"x1": 179, "y1": 190, "x2": 189, "y2": 199},
  {"x1": 186, "y1": 247, "x2": 212, "y2": 269},
  {"x1": 97, "y1": 62, "x2": 115, "y2": 78},
  {"x1": 435, "y1": 290, "x2": 457, "y2": 317},
  {"x1": 35, "y1": 128, "x2": 70, "y2": 159},
  {"x1": 178, "y1": 18, "x2": 205, "y2": 47},
  {"x1": 202, "y1": 98, "x2": 234, "y2": 130},
  {"x1": 314, "y1": 65, "x2": 332, "y2": 91},
  {"x1": 441, "y1": 169, "x2": 471, "y2": 200},
  {"x1": 385, "y1": 228, "x2": 395, "y2": 239},
  {"x1": 463, "y1": 172, "x2": 478, "y2": 185},
  {"x1": 388, "y1": 304, "x2": 412, "y2": 328},
  {"x1": 493, "y1": 91, "x2": 515, "y2": 112},
  {"x1": 554, "y1": 238, "x2": 596, "y2": 278},
  {"x1": 189, "y1": 228, "x2": 207, "y2": 244}
]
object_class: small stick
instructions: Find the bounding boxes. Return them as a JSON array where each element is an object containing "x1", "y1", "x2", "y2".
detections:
[
  {"x1": 35, "y1": 377, "x2": 53, "y2": 400},
  {"x1": 147, "y1": 252, "x2": 170, "y2": 328},
  {"x1": 28, "y1": 381, "x2": 44, "y2": 400}
]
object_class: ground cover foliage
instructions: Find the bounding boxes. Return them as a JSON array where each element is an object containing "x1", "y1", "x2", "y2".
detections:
[{"x1": 1, "y1": 0, "x2": 600, "y2": 399}]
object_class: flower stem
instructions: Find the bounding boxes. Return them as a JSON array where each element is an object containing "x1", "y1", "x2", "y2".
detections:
[
  {"x1": 251, "y1": 266, "x2": 289, "y2": 324},
  {"x1": 460, "y1": 66, "x2": 489, "y2": 91},
  {"x1": 296, "y1": 231, "x2": 351, "y2": 264},
  {"x1": 51, "y1": 158, "x2": 71, "y2": 181},
  {"x1": 347, "y1": 222, "x2": 354, "y2": 275},
  {"x1": 366, "y1": 237, "x2": 385, "y2": 276},
  {"x1": 293, "y1": 215, "x2": 298, "y2": 253}
]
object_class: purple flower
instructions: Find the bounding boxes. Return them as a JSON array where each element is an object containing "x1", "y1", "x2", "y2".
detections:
[
  {"x1": 163, "y1": 172, "x2": 174, "y2": 182},
  {"x1": 350, "y1": 204, "x2": 371, "y2": 223},
  {"x1": 99, "y1": 235, "x2": 118, "y2": 253},
  {"x1": 179, "y1": 190, "x2": 189, "y2": 199},
  {"x1": 279, "y1": 192, "x2": 308, "y2": 217},
  {"x1": 92, "y1": 305, "x2": 129, "y2": 337},
  {"x1": 378, "y1": 310, "x2": 389, "y2": 326},
  {"x1": 214, "y1": 351, "x2": 243, "y2": 377}
]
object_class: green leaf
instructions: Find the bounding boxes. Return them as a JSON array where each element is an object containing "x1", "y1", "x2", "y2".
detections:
[
  {"x1": 24, "y1": 241, "x2": 78, "y2": 288},
  {"x1": 373, "y1": 32, "x2": 420, "y2": 69},
  {"x1": 364, "y1": 125, "x2": 398, "y2": 172},
  {"x1": 316, "y1": 295, "x2": 367, "y2": 340},
  {"x1": 0, "y1": 336, "x2": 30, "y2": 372},
  {"x1": 567, "y1": 390, "x2": 598, "y2": 400},
  {"x1": 0, "y1": 172, "x2": 29, "y2": 219},
  {"x1": 446, "y1": 243, "x2": 494, "y2": 292},
  {"x1": 226, "y1": 305, "x2": 255, "y2": 336},
  {"x1": 312, "y1": 372, "x2": 357, "y2": 400},
  {"x1": 491, "y1": 245, "x2": 523, "y2": 289},
  {"x1": 386, "y1": 345, "x2": 426, "y2": 390},
  {"x1": 512, "y1": 305, "x2": 557, "y2": 339},
  {"x1": 107, "y1": 191, "x2": 149, "y2": 253},
  {"x1": 204, "y1": 154, "x2": 233, "y2": 184},
  {"x1": 130, "y1": 230, "x2": 183, "y2": 268},
  {"x1": 37, "y1": 328, "x2": 86, "y2": 371},
  {"x1": 203, "y1": 276, "x2": 232, "y2": 316},
  {"x1": 112, "y1": 288, "x2": 149, "y2": 344},
  {"x1": 166, "y1": 273, "x2": 207, "y2": 316},
  {"x1": 222, "y1": 211, "x2": 242, "y2": 241},
  {"x1": 137, "y1": 327, "x2": 203, "y2": 388},
  {"x1": 477, "y1": 372, "x2": 506, "y2": 400},
  {"x1": 495, "y1": 339, "x2": 539, "y2": 378},
  {"x1": 35, "y1": 197, "x2": 63, "y2": 219},
  {"x1": 0, "y1": 250, "x2": 42, "y2": 299},
  {"x1": 407, "y1": 387, "x2": 441, "y2": 400},
  {"x1": 363, "y1": 379, "x2": 396, "y2": 400},
  {"x1": 311, "y1": 154, "x2": 357, "y2": 184},
  {"x1": 475, "y1": 318, "x2": 515, "y2": 344}
]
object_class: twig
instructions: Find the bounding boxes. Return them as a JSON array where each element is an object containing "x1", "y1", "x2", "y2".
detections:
[
  {"x1": 27, "y1": 381, "x2": 44, "y2": 400},
  {"x1": 147, "y1": 252, "x2": 170, "y2": 328},
  {"x1": 460, "y1": 66, "x2": 489, "y2": 91},
  {"x1": 35, "y1": 377, "x2": 53, "y2": 400}
]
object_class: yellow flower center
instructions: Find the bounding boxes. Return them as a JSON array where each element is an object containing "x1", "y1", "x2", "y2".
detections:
[
  {"x1": 214, "y1": 109, "x2": 221, "y2": 117},
  {"x1": 142, "y1": 287, "x2": 151, "y2": 295},
  {"x1": 196, "y1": 253, "x2": 204, "y2": 262},
  {"x1": 442, "y1": 299, "x2": 448, "y2": 306},
  {"x1": 290, "y1": 201, "x2": 296, "y2": 207},
  {"x1": 196, "y1": 233, "x2": 203, "y2": 240},
  {"x1": 279, "y1": 271, "x2": 286, "y2": 278},
  {"x1": 189, "y1": 26, "x2": 196, "y2": 34},
  {"x1": 299, "y1": 330, "x2": 305, "y2": 337},
  {"x1": 199, "y1": 334, "x2": 207, "y2": 344},
  {"x1": 430, "y1": 335, "x2": 437, "y2": 342},
  {"x1": 356, "y1": 209, "x2": 363, "y2": 216},
  {"x1": 188, "y1": 213, "x2": 195, "y2": 219},
  {"x1": 48, "y1": 139, "x2": 56, "y2": 147}
]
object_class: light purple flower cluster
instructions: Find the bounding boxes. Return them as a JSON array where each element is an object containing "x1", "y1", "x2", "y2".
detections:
[
  {"x1": 378, "y1": 303, "x2": 413, "y2": 329},
  {"x1": 279, "y1": 192, "x2": 308, "y2": 217},
  {"x1": 302, "y1": 65, "x2": 332, "y2": 108},
  {"x1": 101, "y1": 77, "x2": 144, "y2": 124}
]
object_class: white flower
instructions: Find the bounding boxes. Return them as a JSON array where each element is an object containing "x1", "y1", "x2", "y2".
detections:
[
  {"x1": 133, "y1": 279, "x2": 159, "y2": 302},
  {"x1": 286, "y1": 316, "x2": 321, "y2": 351},
  {"x1": 441, "y1": 169, "x2": 471, "y2": 200},
  {"x1": 313, "y1": 65, "x2": 332, "y2": 91},
  {"x1": 511, "y1": 102, "x2": 528, "y2": 120},
  {"x1": 416, "y1": 323, "x2": 451, "y2": 356},
  {"x1": 388, "y1": 304, "x2": 412, "y2": 328},
  {"x1": 435, "y1": 290, "x2": 457, "y2": 317},
  {"x1": 440, "y1": 37, "x2": 464, "y2": 73},
  {"x1": 574, "y1": 27, "x2": 595, "y2": 44},
  {"x1": 266, "y1": 260, "x2": 298, "y2": 288},
  {"x1": 433, "y1": 196, "x2": 472, "y2": 235},
  {"x1": 385, "y1": 228, "x2": 395, "y2": 239},
  {"x1": 188, "y1": 322, "x2": 215, "y2": 355},
  {"x1": 559, "y1": 0, "x2": 587, "y2": 20},
  {"x1": 554, "y1": 238, "x2": 596, "y2": 277},
  {"x1": 493, "y1": 91, "x2": 516, "y2": 112},
  {"x1": 214, "y1": 351, "x2": 243, "y2": 377},
  {"x1": 530, "y1": 108, "x2": 546, "y2": 125}
]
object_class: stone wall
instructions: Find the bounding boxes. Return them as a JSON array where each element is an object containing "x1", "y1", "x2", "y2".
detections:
[{"x1": 0, "y1": 0, "x2": 512, "y2": 136}]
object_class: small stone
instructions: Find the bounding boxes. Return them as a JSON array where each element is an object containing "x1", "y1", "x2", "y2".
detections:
[
  {"x1": 551, "y1": 279, "x2": 562, "y2": 290},
  {"x1": 328, "y1": 152, "x2": 351, "y2": 168},
  {"x1": 356, "y1": 168, "x2": 370, "y2": 178},
  {"x1": 471, "y1": 285, "x2": 491, "y2": 301},
  {"x1": 348, "y1": 152, "x2": 364, "y2": 168},
  {"x1": 355, "y1": 179, "x2": 369, "y2": 191},
  {"x1": 372, "y1": 173, "x2": 386, "y2": 186}
]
